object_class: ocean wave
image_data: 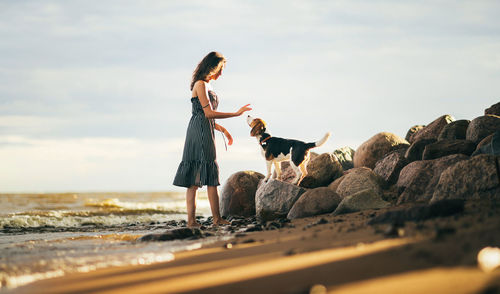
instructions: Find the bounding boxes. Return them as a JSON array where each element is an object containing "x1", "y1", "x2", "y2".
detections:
[
  {"x1": 0, "y1": 213, "x2": 183, "y2": 229},
  {"x1": 85, "y1": 197, "x2": 187, "y2": 212}
]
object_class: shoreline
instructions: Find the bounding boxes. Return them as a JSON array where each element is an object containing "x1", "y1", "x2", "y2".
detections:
[{"x1": 10, "y1": 199, "x2": 500, "y2": 294}]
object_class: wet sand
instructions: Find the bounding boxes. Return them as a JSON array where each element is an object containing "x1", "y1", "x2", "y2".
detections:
[{"x1": 12, "y1": 200, "x2": 500, "y2": 294}]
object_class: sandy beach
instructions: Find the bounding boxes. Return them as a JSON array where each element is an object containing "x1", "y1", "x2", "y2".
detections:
[{"x1": 11, "y1": 199, "x2": 500, "y2": 294}]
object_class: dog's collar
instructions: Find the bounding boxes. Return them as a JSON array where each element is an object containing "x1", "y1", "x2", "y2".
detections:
[{"x1": 259, "y1": 135, "x2": 271, "y2": 146}]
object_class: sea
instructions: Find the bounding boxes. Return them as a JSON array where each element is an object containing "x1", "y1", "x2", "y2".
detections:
[{"x1": 0, "y1": 192, "x2": 219, "y2": 291}]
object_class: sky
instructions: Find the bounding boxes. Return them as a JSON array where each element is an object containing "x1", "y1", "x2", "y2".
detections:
[{"x1": 0, "y1": 0, "x2": 499, "y2": 192}]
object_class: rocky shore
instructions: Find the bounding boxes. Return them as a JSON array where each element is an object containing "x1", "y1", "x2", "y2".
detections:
[{"x1": 13, "y1": 102, "x2": 500, "y2": 294}]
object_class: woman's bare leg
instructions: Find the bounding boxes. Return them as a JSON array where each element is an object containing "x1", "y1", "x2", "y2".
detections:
[
  {"x1": 186, "y1": 186, "x2": 201, "y2": 227},
  {"x1": 207, "y1": 186, "x2": 229, "y2": 225}
]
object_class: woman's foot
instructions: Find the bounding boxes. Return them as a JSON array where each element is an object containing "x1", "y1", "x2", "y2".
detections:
[
  {"x1": 187, "y1": 221, "x2": 202, "y2": 228},
  {"x1": 213, "y1": 218, "x2": 230, "y2": 226}
]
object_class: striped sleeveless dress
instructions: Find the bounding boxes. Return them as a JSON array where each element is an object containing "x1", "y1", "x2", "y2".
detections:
[{"x1": 173, "y1": 90, "x2": 220, "y2": 187}]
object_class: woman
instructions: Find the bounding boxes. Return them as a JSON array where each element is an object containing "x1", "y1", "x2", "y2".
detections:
[{"x1": 173, "y1": 51, "x2": 252, "y2": 227}]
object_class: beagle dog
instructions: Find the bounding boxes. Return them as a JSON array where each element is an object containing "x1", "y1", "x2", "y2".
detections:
[{"x1": 247, "y1": 115, "x2": 331, "y2": 185}]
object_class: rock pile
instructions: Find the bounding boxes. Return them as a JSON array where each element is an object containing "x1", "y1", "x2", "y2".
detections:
[{"x1": 218, "y1": 102, "x2": 500, "y2": 222}]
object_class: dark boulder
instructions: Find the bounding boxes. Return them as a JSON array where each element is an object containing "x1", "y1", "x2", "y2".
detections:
[
  {"x1": 353, "y1": 132, "x2": 409, "y2": 169},
  {"x1": 255, "y1": 179, "x2": 306, "y2": 221},
  {"x1": 220, "y1": 171, "x2": 265, "y2": 217},
  {"x1": 438, "y1": 119, "x2": 470, "y2": 140},
  {"x1": 422, "y1": 139, "x2": 476, "y2": 160},
  {"x1": 466, "y1": 115, "x2": 500, "y2": 144},
  {"x1": 373, "y1": 149, "x2": 408, "y2": 186},
  {"x1": 409, "y1": 115, "x2": 455, "y2": 143},
  {"x1": 332, "y1": 189, "x2": 390, "y2": 215},
  {"x1": 287, "y1": 187, "x2": 341, "y2": 219},
  {"x1": 405, "y1": 138, "x2": 437, "y2": 162},
  {"x1": 336, "y1": 167, "x2": 383, "y2": 199},
  {"x1": 397, "y1": 154, "x2": 469, "y2": 204},
  {"x1": 299, "y1": 153, "x2": 343, "y2": 188},
  {"x1": 138, "y1": 228, "x2": 203, "y2": 242},
  {"x1": 472, "y1": 131, "x2": 500, "y2": 156},
  {"x1": 431, "y1": 154, "x2": 500, "y2": 202},
  {"x1": 485, "y1": 102, "x2": 500, "y2": 116},
  {"x1": 406, "y1": 125, "x2": 425, "y2": 143}
]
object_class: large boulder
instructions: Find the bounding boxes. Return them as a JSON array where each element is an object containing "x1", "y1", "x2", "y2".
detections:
[
  {"x1": 466, "y1": 115, "x2": 500, "y2": 144},
  {"x1": 332, "y1": 189, "x2": 390, "y2": 215},
  {"x1": 473, "y1": 131, "x2": 500, "y2": 156},
  {"x1": 406, "y1": 125, "x2": 425, "y2": 143},
  {"x1": 138, "y1": 228, "x2": 203, "y2": 242},
  {"x1": 438, "y1": 119, "x2": 470, "y2": 140},
  {"x1": 275, "y1": 153, "x2": 319, "y2": 183},
  {"x1": 485, "y1": 102, "x2": 500, "y2": 116},
  {"x1": 328, "y1": 174, "x2": 346, "y2": 191},
  {"x1": 299, "y1": 153, "x2": 343, "y2": 188},
  {"x1": 353, "y1": 132, "x2": 409, "y2": 169},
  {"x1": 220, "y1": 171, "x2": 265, "y2": 217},
  {"x1": 431, "y1": 154, "x2": 500, "y2": 202},
  {"x1": 422, "y1": 139, "x2": 476, "y2": 160},
  {"x1": 255, "y1": 179, "x2": 306, "y2": 221},
  {"x1": 396, "y1": 154, "x2": 469, "y2": 204},
  {"x1": 373, "y1": 149, "x2": 408, "y2": 186},
  {"x1": 335, "y1": 167, "x2": 383, "y2": 199},
  {"x1": 405, "y1": 138, "x2": 437, "y2": 162},
  {"x1": 409, "y1": 115, "x2": 455, "y2": 143},
  {"x1": 287, "y1": 187, "x2": 341, "y2": 219},
  {"x1": 333, "y1": 147, "x2": 355, "y2": 171}
]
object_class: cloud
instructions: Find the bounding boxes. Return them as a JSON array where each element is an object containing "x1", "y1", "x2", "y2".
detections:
[
  {"x1": 0, "y1": 135, "x2": 185, "y2": 192},
  {"x1": 1, "y1": 0, "x2": 499, "y2": 191}
]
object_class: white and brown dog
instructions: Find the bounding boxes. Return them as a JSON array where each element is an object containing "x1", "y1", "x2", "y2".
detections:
[{"x1": 247, "y1": 115, "x2": 331, "y2": 185}]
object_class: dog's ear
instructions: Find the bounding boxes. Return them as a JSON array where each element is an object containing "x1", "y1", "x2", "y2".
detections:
[{"x1": 250, "y1": 119, "x2": 266, "y2": 137}]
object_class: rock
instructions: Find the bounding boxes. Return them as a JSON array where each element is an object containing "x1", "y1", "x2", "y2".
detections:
[
  {"x1": 220, "y1": 171, "x2": 265, "y2": 217},
  {"x1": 373, "y1": 149, "x2": 408, "y2": 186},
  {"x1": 299, "y1": 153, "x2": 343, "y2": 188},
  {"x1": 287, "y1": 187, "x2": 342, "y2": 219},
  {"x1": 438, "y1": 119, "x2": 470, "y2": 140},
  {"x1": 485, "y1": 102, "x2": 500, "y2": 116},
  {"x1": 422, "y1": 139, "x2": 476, "y2": 160},
  {"x1": 473, "y1": 131, "x2": 500, "y2": 156},
  {"x1": 335, "y1": 167, "x2": 383, "y2": 198},
  {"x1": 255, "y1": 179, "x2": 306, "y2": 221},
  {"x1": 275, "y1": 153, "x2": 319, "y2": 183},
  {"x1": 353, "y1": 132, "x2": 409, "y2": 169},
  {"x1": 369, "y1": 199, "x2": 465, "y2": 225},
  {"x1": 430, "y1": 154, "x2": 500, "y2": 202},
  {"x1": 328, "y1": 174, "x2": 346, "y2": 191},
  {"x1": 410, "y1": 115, "x2": 455, "y2": 143},
  {"x1": 332, "y1": 189, "x2": 390, "y2": 215},
  {"x1": 466, "y1": 115, "x2": 500, "y2": 144},
  {"x1": 476, "y1": 134, "x2": 494, "y2": 150},
  {"x1": 405, "y1": 139, "x2": 437, "y2": 162},
  {"x1": 397, "y1": 154, "x2": 469, "y2": 204},
  {"x1": 406, "y1": 125, "x2": 425, "y2": 143},
  {"x1": 138, "y1": 228, "x2": 202, "y2": 242},
  {"x1": 333, "y1": 147, "x2": 355, "y2": 171}
]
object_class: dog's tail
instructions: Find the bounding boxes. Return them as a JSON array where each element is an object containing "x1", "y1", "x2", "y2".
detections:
[{"x1": 308, "y1": 132, "x2": 331, "y2": 149}]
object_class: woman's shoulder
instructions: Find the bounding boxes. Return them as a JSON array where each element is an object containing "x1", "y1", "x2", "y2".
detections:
[
  {"x1": 193, "y1": 80, "x2": 214, "y2": 95},
  {"x1": 193, "y1": 80, "x2": 208, "y2": 88}
]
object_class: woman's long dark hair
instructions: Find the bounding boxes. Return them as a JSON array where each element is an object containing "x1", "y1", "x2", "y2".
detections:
[{"x1": 190, "y1": 51, "x2": 226, "y2": 90}]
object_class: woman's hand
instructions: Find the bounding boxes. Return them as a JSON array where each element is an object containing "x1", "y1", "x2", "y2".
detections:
[
  {"x1": 224, "y1": 129, "x2": 233, "y2": 146},
  {"x1": 236, "y1": 104, "x2": 252, "y2": 116}
]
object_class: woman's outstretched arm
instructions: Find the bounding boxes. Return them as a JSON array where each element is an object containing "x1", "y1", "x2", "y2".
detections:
[{"x1": 195, "y1": 81, "x2": 251, "y2": 119}]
